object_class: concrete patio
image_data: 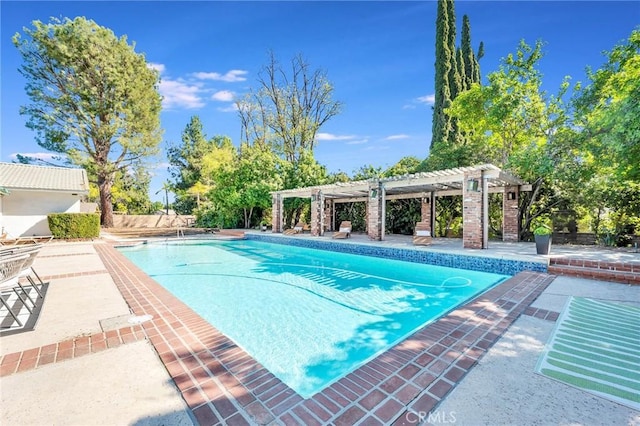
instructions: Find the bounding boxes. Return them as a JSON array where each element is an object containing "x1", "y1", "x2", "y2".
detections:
[{"x1": 1, "y1": 236, "x2": 638, "y2": 425}]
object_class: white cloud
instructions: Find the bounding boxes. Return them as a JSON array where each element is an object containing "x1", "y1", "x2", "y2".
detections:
[
  {"x1": 148, "y1": 63, "x2": 166, "y2": 74},
  {"x1": 417, "y1": 94, "x2": 436, "y2": 104},
  {"x1": 385, "y1": 134, "x2": 409, "y2": 140},
  {"x1": 147, "y1": 64, "x2": 245, "y2": 110},
  {"x1": 212, "y1": 90, "x2": 235, "y2": 102},
  {"x1": 9, "y1": 152, "x2": 62, "y2": 161},
  {"x1": 346, "y1": 139, "x2": 369, "y2": 145},
  {"x1": 403, "y1": 93, "x2": 435, "y2": 109},
  {"x1": 159, "y1": 79, "x2": 204, "y2": 109},
  {"x1": 316, "y1": 132, "x2": 357, "y2": 141},
  {"x1": 193, "y1": 70, "x2": 248, "y2": 82},
  {"x1": 217, "y1": 104, "x2": 239, "y2": 113}
]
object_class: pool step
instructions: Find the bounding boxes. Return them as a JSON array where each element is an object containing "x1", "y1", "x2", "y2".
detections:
[{"x1": 548, "y1": 258, "x2": 640, "y2": 285}]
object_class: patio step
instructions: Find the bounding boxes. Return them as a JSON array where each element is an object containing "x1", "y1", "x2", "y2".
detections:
[{"x1": 548, "y1": 258, "x2": 640, "y2": 285}]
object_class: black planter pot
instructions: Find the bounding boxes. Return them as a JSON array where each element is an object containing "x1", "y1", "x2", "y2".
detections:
[{"x1": 535, "y1": 234, "x2": 552, "y2": 255}]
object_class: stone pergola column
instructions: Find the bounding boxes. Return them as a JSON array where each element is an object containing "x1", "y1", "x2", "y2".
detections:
[
  {"x1": 420, "y1": 192, "x2": 435, "y2": 234},
  {"x1": 463, "y1": 170, "x2": 486, "y2": 249},
  {"x1": 310, "y1": 190, "x2": 324, "y2": 236},
  {"x1": 271, "y1": 193, "x2": 282, "y2": 233},
  {"x1": 324, "y1": 199, "x2": 333, "y2": 232},
  {"x1": 367, "y1": 181, "x2": 383, "y2": 240},
  {"x1": 503, "y1": 185, "x2": 519, "y2": 242}
]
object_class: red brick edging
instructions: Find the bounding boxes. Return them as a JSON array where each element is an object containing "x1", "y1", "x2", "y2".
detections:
[
  {"x1": 549, "y1": 257, "x2": 640, "y2": 285},
  {"x1": 94, "y1": 243, "x2": 555, "y2": 425},
  {"x1": 0, "y1": 325, "x2": 146, "y2": 377}
]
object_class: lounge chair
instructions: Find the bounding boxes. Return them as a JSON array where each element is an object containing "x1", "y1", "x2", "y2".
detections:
[
  {"x1": 0, "y1": 252, "x2": 32, "y2": 327},
  {"x1": 283, "y1": 222, "x2": 306, "y2": 235},
  {"x1": 332, "y1": 221, "x2": 352, "y2": 239},
  {"x1": 1, "y1": 243, "x2": 46, "y2": 292},
  {"x1": 413, "y1": 222, "x2": 433, "y2": 245},
  {"x1": 0, "y1": 235, "x2": 53, "y2": 246}
]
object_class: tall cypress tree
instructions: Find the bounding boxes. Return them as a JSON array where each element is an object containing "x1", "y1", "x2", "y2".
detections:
[
  {"x1": 431, "y1": 0, "x2": 456, "y2": 149},
  {"x1": 447, "y1": 0, "x2": 460, "y2": 100},
  {"x1": 455, "y1": 48, "x2": 466, "y2": 93},
  {"x1": 475, "y1": 41, "x2": 485, "y2": 83},
  {"x1": 430, "y1": 1, "x2": 484, "y2": 153},
  {"x1": 461, "y1": 15, "x2": 475, "y2": 89}
]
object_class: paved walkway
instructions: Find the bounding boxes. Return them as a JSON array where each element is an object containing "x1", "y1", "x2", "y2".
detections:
[{"x1": 1, "y1": 238, "x2": 638, "y2": 425}]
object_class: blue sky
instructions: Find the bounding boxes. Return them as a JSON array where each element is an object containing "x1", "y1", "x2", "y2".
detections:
[{"x1": 1, "y1": 1, "x2": 638, "y2": 201}]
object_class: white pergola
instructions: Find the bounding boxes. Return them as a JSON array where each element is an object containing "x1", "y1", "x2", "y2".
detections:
[{"x1": 271, "y1": 164, "x2": 529, "y2": 248}]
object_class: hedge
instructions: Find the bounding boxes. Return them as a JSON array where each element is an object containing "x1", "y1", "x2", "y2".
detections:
[{"x1": 47, "y1": 213, "x2": 100, "y2": 238}]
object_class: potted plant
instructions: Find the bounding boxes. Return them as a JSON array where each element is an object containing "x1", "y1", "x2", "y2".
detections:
[{"x1": 533, "y1": 224, "x2": 553, "y2": 255}]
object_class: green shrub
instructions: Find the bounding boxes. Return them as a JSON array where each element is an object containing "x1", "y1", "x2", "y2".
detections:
[{"x1": 47, "y1": 213, "x2": 100, "y2": 238}]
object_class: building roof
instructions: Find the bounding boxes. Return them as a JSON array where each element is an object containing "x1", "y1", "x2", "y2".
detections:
[
  {"x1": 273, "y1": 164, "x2": 529, "y2": 200},
  {"x1": 0, "y1": 162, "x2": 90, "y2": 193}
]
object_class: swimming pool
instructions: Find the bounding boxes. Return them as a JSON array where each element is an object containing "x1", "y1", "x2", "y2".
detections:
[{"x1": 118, "y1": 239, "x2": 508, "y2": 398}]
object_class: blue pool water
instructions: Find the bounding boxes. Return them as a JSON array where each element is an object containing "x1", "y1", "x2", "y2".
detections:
[{"x1": 118, "y1": 240, "x2": 508, "y2": 398}]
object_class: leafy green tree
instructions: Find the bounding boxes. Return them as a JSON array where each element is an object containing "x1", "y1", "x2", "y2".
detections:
[
  {"x1": 13, "y1": 17, "x2": 162, "y2": 227},
  {"x1": 167, "y1": 116, "x2": 233, "y2": 213},
  {"x1": 445, "y1": 40, "x2": 572, "y2": 238},
  {"x1": 573, "y1": 29, "x2": 639, "y2": 183},
  {"x1": 234, "y1": 144, "x2": 282, "y2": 228},
  {"x1": 111, "y1": 166, "x2": 154, "y2": 214},
  {"x1": 327, "y1": 171, "x2": 351, "y2": 184},
  {"x1": 384, "y1": 156, "x2": 421, "y2": 177},
  {"x1": 352, "y1": 165, "x2": 384, "y2": 180},
  {"x1": 570, "y1": 29, "x2": 640, "y2": 242}
]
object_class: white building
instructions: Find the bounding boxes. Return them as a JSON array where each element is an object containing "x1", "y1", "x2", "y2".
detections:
[{"x1": 0, "y1": 163, "x2": 90, "y2": 237}]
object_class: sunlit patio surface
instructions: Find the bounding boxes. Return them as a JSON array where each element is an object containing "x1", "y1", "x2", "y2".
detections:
[{"x1": 1, "y1": 235, "x2": 638, "y2": 425}]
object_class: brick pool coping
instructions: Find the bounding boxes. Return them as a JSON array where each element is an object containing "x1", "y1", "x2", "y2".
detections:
[
  {"x1": 84, "y1": 243, "x2": 553, "y2": 425},
  {"x1": 0, "y1": 243, "x2": 556, "y2": 425}
]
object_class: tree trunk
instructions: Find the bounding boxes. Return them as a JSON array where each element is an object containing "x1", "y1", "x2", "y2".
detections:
[
  {"x1": 98, "y1": 173, "x2": 115, "y2": 227},
  {"x1": 247, "y1": 206, "x2": 254, "y2": 228}
]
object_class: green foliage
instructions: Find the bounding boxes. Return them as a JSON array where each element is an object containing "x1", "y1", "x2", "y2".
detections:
[
  {"x1": 461, "y1": 15, "x2": 480, "y2": 88},
  {"x1": 385, "y1": 199, "x2": 421, "y2": 235},
  {"x1": 111, "y1": 166, "x2": 154, "y2": 214},
  {"x1": 531, "y1": 216, "x2": 552, "y2": 235},
  {"x1": 431, "y1": 0, "x2": 456, "y2": 148},
  {"x1": 203, "y1": 143, "x2": 283, "y2": 229},
  {"x1": 533, "y1": 225, "x2": 552, "y2": 236},
  {"x1": 431, "y1": 2, "x2": 483, "y2": 153},
  {"x1": 573, "y1": 29, "x2": 640, "y2": 182},
  {"x1": 384, "y1": 156, "x2": 422, "y2": 177},
  {"x1": 167, "y1": 116, "x2": 233, "y2": 214},
  {"x1": 47, "y1": 213, "x2": 100, "y2": 238},
  {"x1": 352, "y1": 164, "x2": 383, "y2": 180},
  {"x1": 13, "y1": 17, "x2": 162, "y2": 227}
]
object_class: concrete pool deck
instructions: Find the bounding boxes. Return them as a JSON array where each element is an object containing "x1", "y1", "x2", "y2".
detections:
[{"x1": 1, "y1": 237, "x2": 639, "y2": 425}]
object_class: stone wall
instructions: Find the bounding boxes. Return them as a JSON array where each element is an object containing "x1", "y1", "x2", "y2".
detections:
[{"x1": 111, "y1": 214, "x2": 195, "y2": 228}]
